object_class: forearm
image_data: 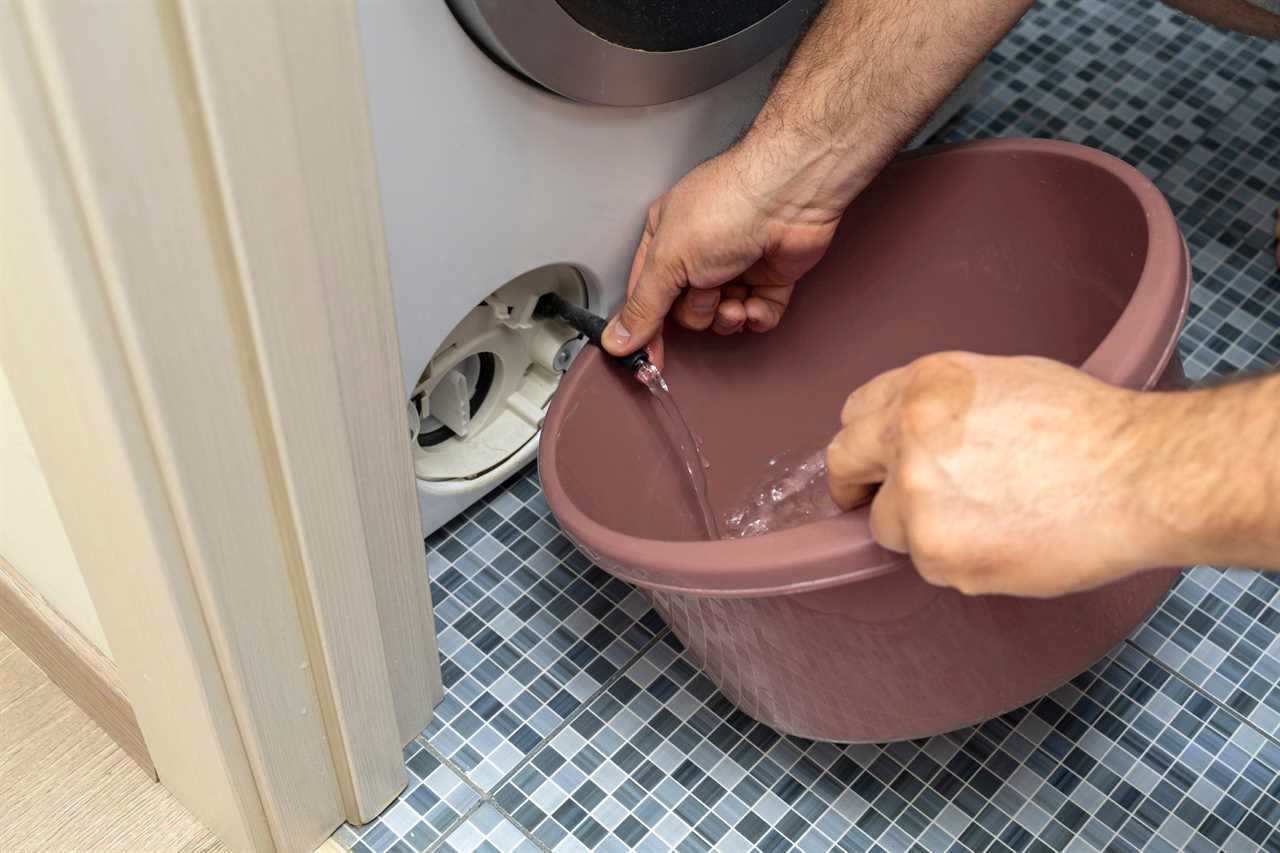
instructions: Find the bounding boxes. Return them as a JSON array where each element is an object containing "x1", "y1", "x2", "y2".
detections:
[
  {"x1": 1130, "y1": 371, "x2": 1280, "y2": 570},
  {"x1": 1160, "y1": 0, "x2": 1280, "y2": 39},
  {"x1": 732, "y1": 0, "x2": 1034, "y2": 223}
]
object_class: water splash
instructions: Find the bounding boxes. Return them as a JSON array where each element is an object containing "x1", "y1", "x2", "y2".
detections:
[
  {"x1": 722, "y1": 447, "x2": 841, "y2": 539},
  {"x1": 635, "y1": 362, "x2": 719, "y2": 539}
]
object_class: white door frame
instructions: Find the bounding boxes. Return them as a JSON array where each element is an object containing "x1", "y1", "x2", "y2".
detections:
[{"x1": 1, "y1": 1, "x2": 441, "y2": 850}]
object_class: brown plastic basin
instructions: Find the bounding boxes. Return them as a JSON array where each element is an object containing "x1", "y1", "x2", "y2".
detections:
[{"x1": 539, "y1": 139, "x2": 1190, "y2": 742}]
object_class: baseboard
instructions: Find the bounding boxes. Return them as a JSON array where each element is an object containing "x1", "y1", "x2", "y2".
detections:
[{"x1": 0, "y1": 556, "x2": 154, "y2": 778}]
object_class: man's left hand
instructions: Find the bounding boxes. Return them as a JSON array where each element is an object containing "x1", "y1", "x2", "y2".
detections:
[{"x1": 825, "y1": 352, "x2": 1162, "y2": 598}]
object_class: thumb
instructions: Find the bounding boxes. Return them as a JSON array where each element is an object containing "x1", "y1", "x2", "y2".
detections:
[{"x1": 604, "y1": 256, "x2": 684, "y2": 355}]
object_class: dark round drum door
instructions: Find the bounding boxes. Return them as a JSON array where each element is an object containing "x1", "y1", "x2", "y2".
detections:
[{"x1": 447, "y1": 0, "x2": 823, "y2": 106}]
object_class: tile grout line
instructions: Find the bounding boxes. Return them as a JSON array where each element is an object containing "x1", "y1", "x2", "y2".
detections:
[
  {"x1": 378, "y1": 28, "x2": 1280, "y2": 852},
  {"x1": 486, "y1": 627, "x2": 674, "y2": 853},
  {"x1": 422, "y1": 797, "x2": 485, "y2": 853},
  {"x1": 488, "y1": 626, "x2": 674, "y2": 793},
  {"x1": 466, "y1": 630, "x2": 1224, "y2": 853},
  {"x1": 892, "y1": 646, "x2": 1236, "y2": 850},
  {"x1": 1122, "y1": 633, "x2": 1280, "y2": 748},
  {"x1": 411, "y1": 738, "x2": 551, "y2": 852},
  {"x1": 1145, "y1": 77, "x2": 1269, "y2": 188},
  {"x1": 481, "y1": 796, "x2": 557, "y2": 853},
  {"x1": 1112, "y1": 636, "x2": 1280, "y2": 839},
  {"x1": 392, "y1": 738, "x2": 490, "y2": 853},
  {"x1": 421, "y1": 737, "x2": 491, "y2": 802},
  {"x1": 1100, "y1": 47, "x2": 1280, "y2": 784},
  {"x1": 410, "y1": 571, "x2": 1278, "y2": 851},
  {"x1": 1155, "y1": 54, "x2": 1274, "y2": 184},
  {"x1": 425, "y1": 626, "x2": 673, "y2": 853},
  {"x1": 413, "y1": 586, "x2": 1276, "y2": 851}
]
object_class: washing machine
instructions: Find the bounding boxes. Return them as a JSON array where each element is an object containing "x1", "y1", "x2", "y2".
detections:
[{"x1": 355, "y1": 0, "x2": 981, "y2": 535}]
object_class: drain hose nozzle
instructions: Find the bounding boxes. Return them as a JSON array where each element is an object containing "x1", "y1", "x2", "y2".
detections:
[{"x1": 533, "y1": 293, "x2": 650, "y2": 373}]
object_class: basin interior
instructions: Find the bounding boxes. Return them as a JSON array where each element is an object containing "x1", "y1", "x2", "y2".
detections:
[{"x1": 550, "y1": 146, "x2": 1151, "y2": 542}]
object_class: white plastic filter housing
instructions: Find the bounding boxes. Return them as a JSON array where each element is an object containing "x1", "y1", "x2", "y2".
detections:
[{"x1": 409, "y1": 263, "x2": 584, "y2": 492}]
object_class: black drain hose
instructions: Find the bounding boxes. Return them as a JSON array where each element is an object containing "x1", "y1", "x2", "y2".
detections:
[{"x1": 533, "y1": 293, "x2": 650, "y2": 374}]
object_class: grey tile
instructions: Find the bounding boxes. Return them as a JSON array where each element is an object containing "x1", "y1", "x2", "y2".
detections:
[
  {"x1": 1123, "y1": 16, "x2": 1280, "y2": 749},
  {"x1": 333, "y1": 1, "x2": 1280, "y2": 851},
  {"x1": 422, "y1": 468, "x2": 664, "y2": 788},
  {"x1": 938, "y1": 0, "x2": 1280, "y2": 177},
  {"x1": 340, "y1": 746, "x2": 480, "y2": 851},
  {"x1": 493, "y1": 638, "x2": 1280, "y2": 851},
  {"x1": 435, "y1": 803, "x2": 543, "y2": 853},
  {"x1": 1133, "y1": 570, "x2": 1280, "y2": 738}
]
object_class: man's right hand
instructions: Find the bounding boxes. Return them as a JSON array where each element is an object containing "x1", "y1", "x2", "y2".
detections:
[
  {"x1": 601, "y1": 0, "x2": 1035, "y2": 366},
  {"x1": 602, "y1": 146, "x2": 840, "y2": 368}
]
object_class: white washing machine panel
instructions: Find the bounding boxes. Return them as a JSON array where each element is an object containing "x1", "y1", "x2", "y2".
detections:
[
  {"x1": 355, "y1": 1, "x2": 979, "y2": 534},
  {"x1": 357, "y1": 1, "x2": 806, "y2": 533}
]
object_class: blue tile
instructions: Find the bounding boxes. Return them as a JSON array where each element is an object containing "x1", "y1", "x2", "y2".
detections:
[
  {"x1": 937, "y1": 0, "x2": 1278, "y2": 178},
  {"x1": 435, "y1": 803, "x2": 541, "y2": 853},
  {"x1": 493, "y1": 638, "x2": 1280, "y2": 851},
  {"x1": 337, "y1": 745, "x2": 479, "y2": 851},
  {"x1": 420, "y1": 468, "x2": 663, "y2": 790},
  {"x1": 333, "y1": 1, "x2": 1280, "y2": 850},
  {"x1": 1126, "y1": 0, "x2": 1280, "y2": 756},
  {"x1": 1010, "y1": 0, "x2": 1266, "y2": 779}
]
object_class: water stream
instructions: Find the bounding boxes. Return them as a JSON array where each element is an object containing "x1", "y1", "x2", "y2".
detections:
[
  {"x1": 635, "y1": 362, "x2": 719, "y2": 539},
  {"x1": 634, "y1": 361, "x2": 841, "y2": 541},
  {"x1": 722, "y1": 447, "x2": 842, "y2": 539}
]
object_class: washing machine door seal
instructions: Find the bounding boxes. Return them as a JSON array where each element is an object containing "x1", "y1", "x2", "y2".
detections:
[{"x1": 446, "y1": 0, "x2": 823, "y2": 107}]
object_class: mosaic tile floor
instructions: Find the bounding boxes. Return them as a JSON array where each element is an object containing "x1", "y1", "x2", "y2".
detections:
[
  {"x1": 489, "y1": 641, "x2": 1280, "y2": 853},
  {"x1": 336, "y1": 0, "x2": 1280, "y2": 850}
]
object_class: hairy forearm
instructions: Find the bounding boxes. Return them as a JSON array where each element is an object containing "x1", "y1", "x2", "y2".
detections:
[
  {"x1": 1130, "y1": 371, "x2": 1280, "y2": 570},
  {"x1": 731, "y1": 0, "x2": 1034, "y2": 223}
]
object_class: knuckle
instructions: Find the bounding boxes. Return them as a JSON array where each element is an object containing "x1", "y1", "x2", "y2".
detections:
[
  {"x1": 906, "y1": 516, "x2": 956, "y2": 573},
  {"x1": 840, "y1": 391, "x2": 861, "y2": 426},
  {"x1": 645, "y1": 200, "x2": 664, "y2": 230},
  {"x1": 913, "y1": 560, "x2": 948, "y2": 589},
  {"x1": 675, "y1": 299, "x2": 716, "y2": 331},
  {"x1": 909, "y1": 524, "x2": 996, "y2": 597},
  {"x1": 630, "y1": 275, "x2": 679, "y2": 312},
  {"x1": 622, "y1": 294, "x2": 649, "y2": 320},
  {"x1": 623, "y1": 308, "x2": 657, "y2": 334},
  {"x1": 912, "y1": 351, "x2": 971, "y2": 377},
  {"x1": 912, "y1": 352, "x2": 952, "y2": 374},
  {"x1": 824, "y1": 436, "x2": 846, "y2": 474},
  {"x1": 867, "y1": 501, "x2": 899, "y2": 549},
  {"x1": 896, "y1": 456, "x2": 933, "y2": 498},
  {"x1": 898, "y1": 391, "x2": 954, "y2": 438},
  {"x1": 622, "y1": 296, "x2": 660, "y2": 329},
  {"x1": 903, "y1": 353, "x2": 953, "y2": 391}
]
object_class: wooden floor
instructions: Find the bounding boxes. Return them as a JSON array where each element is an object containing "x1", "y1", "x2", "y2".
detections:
[{"x1": 0, "y1": 630, "x2": 230, "y2": 853}]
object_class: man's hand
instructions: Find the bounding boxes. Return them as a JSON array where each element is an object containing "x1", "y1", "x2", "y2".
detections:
[
  {"x1": 602, "y1": 150, "x2": 839, "y2": 367},
  {"x1": 827, "y1": 353, "x2": 1155, "y2": 597},
  {"x1": 602, "y1": 0, "x2": 1035, "y2": 363},
  {"x1": 826, "y1": 353, "x2": 1280, "y2": 598}
]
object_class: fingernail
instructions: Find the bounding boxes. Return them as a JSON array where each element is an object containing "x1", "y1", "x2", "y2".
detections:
[
  {"x1": 690, "y1": 290, "x2": 717, "y2": 309},
  {"x1": 609, "y1": 320, "x2": 631, "y2": 346}
]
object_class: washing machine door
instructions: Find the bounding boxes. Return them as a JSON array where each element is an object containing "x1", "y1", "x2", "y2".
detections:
[{"x1": 447, "y1": 0, "x2": 823, "y2": 107}]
